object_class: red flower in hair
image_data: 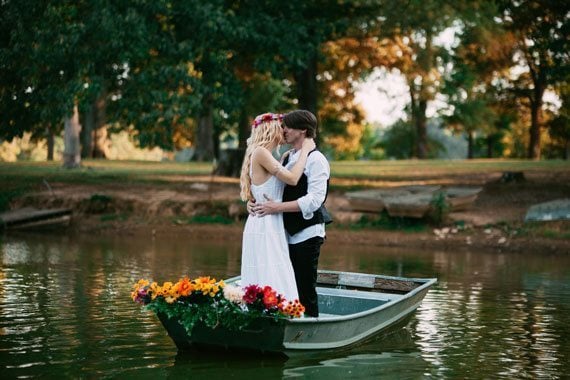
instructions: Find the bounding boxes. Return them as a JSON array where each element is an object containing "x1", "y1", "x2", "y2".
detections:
[{"x1": 252, "y1": 113, "x2": 283, "y2": 128}]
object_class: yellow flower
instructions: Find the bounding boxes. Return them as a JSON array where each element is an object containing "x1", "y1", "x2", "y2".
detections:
[
  {"x1": 149, "y1": 282, "x2": 159, "y2": 300},
  {"x1": 165, "y1": 295, "x2": 177, "y2": 304},
  {"x1": 160, "y1": 282, "x2": 173, "y2": 296},
  {"x1": 209, "y1": 285, "x2": 220, "y2": 297},
  {"x1": 132, "y1": 279, "x2": 149, "y2": 291}
]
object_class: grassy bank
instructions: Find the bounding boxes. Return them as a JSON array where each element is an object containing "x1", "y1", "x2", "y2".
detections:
[
  {"x1": 1, "y1": 158, "x2": 568, "y2": 210},
  {"x1": 1, "y1": 159, "x2": 569, "y2": 250},
  {"x1": 2, "y1": 158, "x2": 568, "y2": 183}
]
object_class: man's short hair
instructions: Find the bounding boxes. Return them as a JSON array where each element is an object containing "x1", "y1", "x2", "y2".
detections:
[{"x1": 283, "y1": 110, "x2": 317, "y2": 138}]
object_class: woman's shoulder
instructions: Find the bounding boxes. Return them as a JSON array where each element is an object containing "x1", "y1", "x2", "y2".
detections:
[
  {"x1": 251, "y1": 146, "x2": 273, "y2": 161},
  {"x1": 252, "y1": 146, "x2": 272, "y2": 155}
]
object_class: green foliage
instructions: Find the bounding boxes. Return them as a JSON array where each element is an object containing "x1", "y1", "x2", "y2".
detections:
[
  {"x1": 145, "y1": 296, "x2": 255, "y2": 334},
  {"x1": 0, "y1": 187, "x2": 27, "y2": 212},
  {"x1": 359, "y1": 124, "x2": 384, "y2": 160},
  {"x1": 1, "y1": 0, "x2": 568, "y2": 161},
  {"x1": 378, "y1": 120, "x2": 446, "y2": 159},
  {"x1": 188, "y1": 215, "x2": 233, "y2": 225},
  {"x1": 351, "y1": 212, "x2": 427, "y2": 233},
  {"x1": 429, "y1": 191, "x2": 450, "y2": 226}
]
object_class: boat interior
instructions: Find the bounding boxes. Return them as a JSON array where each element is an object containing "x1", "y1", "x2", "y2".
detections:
[{"x1": 316, "y1": 286, "x2": 399, "y2": 317}]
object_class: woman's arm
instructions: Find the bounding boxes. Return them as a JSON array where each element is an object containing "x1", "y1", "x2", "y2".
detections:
[{"x1": 256, "y1": 139, "x2": 315, "y2": 186}]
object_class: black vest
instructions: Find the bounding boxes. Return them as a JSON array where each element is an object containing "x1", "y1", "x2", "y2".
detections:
[{"x1": 282, "y1": 149, "x2": 332, "y2": 236}]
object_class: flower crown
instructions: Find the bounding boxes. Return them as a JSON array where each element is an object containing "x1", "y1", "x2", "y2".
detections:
[{"x1": 252, "y1": 113, "x2": 283, "y2": 129}]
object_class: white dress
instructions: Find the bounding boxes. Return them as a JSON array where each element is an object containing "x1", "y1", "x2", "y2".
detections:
[{"x1": 241, "y1": 172, "x2": 299, "y2": 302}]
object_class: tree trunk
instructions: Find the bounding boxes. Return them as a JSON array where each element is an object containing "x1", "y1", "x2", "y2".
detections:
[
  {"x1": 528, "y1": 84, "x2": 544, "y2": 160},
  {"x1": 467, "y1": 131, "x2": 474, "y2": 159},
  {"x1": 415, "y1": 99, "x2": 428, "y2": 159},
  {"x1": 46, "y1": 126, "x2": 54, "y2": 161},
  {"x1": 194, "y1": 97, "x2": 214, "y2": 162},
  {"x1": 238, "y1": 108, "x2": 249, "y2": 149},
  {"x1": 62, "y1": 104, "x2": 82, "y2": 168},
  {"x1": 81, "y1": 91, "x2": 108, "y2": 158},
  {"x1": 81, "y1": 104, "x2": 95, "y2": 158},
  {"x1": 213, "y1": 148, "x2": 245, "y2": 177},
  {"x1": 486, "y1": 136, "x2": 493, "y2": 158},
  {"x1": 92, "y1": 90, "x2": 108, "y2": 158},
  {"x1": 295, "y1": 53, "x2": 318, "y2": 116},
  {"x1": 294, "y1": 51, "x2": 319, "y2": 143},
  {"x1": 409, "y1": 82, "x2": 428, "y2": 159}
]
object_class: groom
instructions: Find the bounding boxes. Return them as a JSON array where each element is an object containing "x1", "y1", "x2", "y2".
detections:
[{"x1": 250, "y1": 110, "x2": 330, "y2": 317}]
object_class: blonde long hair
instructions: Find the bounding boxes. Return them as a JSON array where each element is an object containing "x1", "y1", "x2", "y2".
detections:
[{"x1": 239, "y1": 113, "x2": 283, "y2": 201}]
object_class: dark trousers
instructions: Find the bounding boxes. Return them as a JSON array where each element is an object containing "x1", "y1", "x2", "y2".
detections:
[{"x1": 289, "y1": 236, "x2": 324, "y2": 317}]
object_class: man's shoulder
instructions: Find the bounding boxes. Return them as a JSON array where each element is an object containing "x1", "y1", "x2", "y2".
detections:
[
  {"x1": 309, "y1": 149, "x2": 328, "y2": 160},
  {"x1": 307, "y1": 150, "x2": 330, "y2": 176},
  {"x1": 308, "y1": 149, "x2": 329, "y2": 165}
]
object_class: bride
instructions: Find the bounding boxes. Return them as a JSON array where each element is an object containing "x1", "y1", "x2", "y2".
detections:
[{"x1": 239, "y1": 112, "x2": 315, "y2": 301}]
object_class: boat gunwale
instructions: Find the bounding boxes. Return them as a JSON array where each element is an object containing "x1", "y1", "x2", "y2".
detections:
[{"x1": 226, "y1": 270, "x2": 437, "y2": 324}]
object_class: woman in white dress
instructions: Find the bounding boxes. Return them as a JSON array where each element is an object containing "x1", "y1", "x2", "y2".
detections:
[{"x1": 239, "y1": 113, "x2": 315, "y2": 302}]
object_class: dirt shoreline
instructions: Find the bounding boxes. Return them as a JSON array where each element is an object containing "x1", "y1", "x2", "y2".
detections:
[
  {"x1": 9, "y1": 170, "x2": 570, "y2": 254},
  {"x1": 71, "y1": 217, "x2": 569, "y2": 254}
]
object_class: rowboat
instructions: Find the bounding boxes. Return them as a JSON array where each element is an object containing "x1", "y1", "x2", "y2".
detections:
[
  {"x1": 157, "y1": 270, "x2": 436, "y2": 355},
  {"x1": 0, "y1": 207, "x2": 72, "y2": 230},
  {"x1": 383, "y1": 193, "x2": 434, "y2": 218},
  {"x1": 346, "y1": 185, "x2": 482, "y2": 217},
  {"x1": 345, "y1": 186, "x2": 441, "y2": 214},
  {"x1": 444, "y1": 186, "x2": 482, "y2": 211}
]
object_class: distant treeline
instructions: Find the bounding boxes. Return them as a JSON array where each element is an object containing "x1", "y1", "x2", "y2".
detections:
[{"x1": 0, "y1": 1, "x2": 568, "y2": 166}]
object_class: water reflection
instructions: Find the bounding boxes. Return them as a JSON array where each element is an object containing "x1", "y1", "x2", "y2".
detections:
[{"x1": 1, "y1": 232, "x2": 569, "y2": 379}]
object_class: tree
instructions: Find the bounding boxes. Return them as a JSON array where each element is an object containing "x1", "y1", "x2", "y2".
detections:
[
  {"x1": 319, "y1": 37, "x2": 401, "y2": 158},
  {"x1": 442, "y1": 8, "x2": 516, "y2": 158},
  {"x1": 377, "y1": 0, "x2": 458, "y2": 158},
  {"x1": 0, "y1": 1, "x2": 159, "y2": 167},
  {"x1": 498, "y1": 0, "x2": 570, "y2": 159},
  {"x1": 547, "y1": 84, "x2": 570, "y2": 159}
]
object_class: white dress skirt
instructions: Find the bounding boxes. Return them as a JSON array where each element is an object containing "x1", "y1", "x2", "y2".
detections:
[{"x1": 240, "y1": 174, "x2": 299, "y2": 302}]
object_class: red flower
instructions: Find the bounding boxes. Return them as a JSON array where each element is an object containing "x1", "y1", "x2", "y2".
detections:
[
  {"x1": 243, "y1": 284, "x2": 262, "y2": 304},
  {"x1": 262, "y1": 286, "x2": 278, "y2": 308}
]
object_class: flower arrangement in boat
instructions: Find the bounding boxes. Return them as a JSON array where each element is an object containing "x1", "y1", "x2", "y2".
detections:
[{"x1": 132, "y1": 276, "x2": 305, "y2": 333}]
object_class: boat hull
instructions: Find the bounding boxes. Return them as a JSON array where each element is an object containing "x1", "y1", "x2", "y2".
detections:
[
  {"x1": 156, "y1": 271, "x2": 436, "y2": 354},
  {"x1": 158, "y1": 313, "x2": 287, "y2": 353}
]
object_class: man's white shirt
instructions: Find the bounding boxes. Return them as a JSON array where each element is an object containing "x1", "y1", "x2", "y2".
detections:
[{"x1": 283, "y1": 149, "x2": 330, "y2": 244}]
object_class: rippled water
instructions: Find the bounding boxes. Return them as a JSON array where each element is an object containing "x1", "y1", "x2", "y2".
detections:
[{"x1": 1, "y1": 232, "x2": 569, "y2": 379}]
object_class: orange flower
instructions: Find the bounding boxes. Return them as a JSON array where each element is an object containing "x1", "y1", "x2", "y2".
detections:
[{"x1": 176, "y1": 277, "x2": 194, "y2": 296}]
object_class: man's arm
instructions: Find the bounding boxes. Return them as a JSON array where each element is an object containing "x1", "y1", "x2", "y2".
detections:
[
  {"x1": 295, "y1": 154, "x2": 329, "y2": 219},
  {"x1": 253, "y1": 153, "x2": 329, "y2": 217}
]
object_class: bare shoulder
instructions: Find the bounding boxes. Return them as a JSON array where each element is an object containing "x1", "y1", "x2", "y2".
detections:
[{"x1": 252, "y1": 146, "x2": 272, "y2": 160}]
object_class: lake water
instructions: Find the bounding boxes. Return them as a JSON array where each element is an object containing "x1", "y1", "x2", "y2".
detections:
[{"x1": 1, "y1": 231, "x2": 569, "y2": 379}]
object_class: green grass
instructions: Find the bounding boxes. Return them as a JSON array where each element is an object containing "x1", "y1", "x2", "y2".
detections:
[
  {"x1": 330, "y1": 159, "x2": 570, "y2": 179},
  {"x1": 3, "y1": 159, "x2": 567, "y2": 233},
  {"x1": 0, "y1": 159, "x2": 212, "y2": 186},
  {"x1": 1, "y1": 158, "x2": 568, "y2": 186},
  {"x1": 515, "y1": 222, "x2": 570, "y2": 240}
]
